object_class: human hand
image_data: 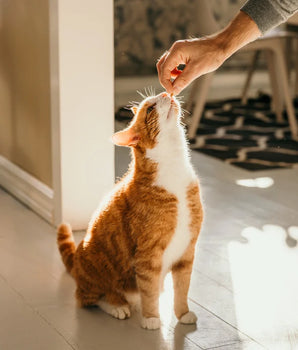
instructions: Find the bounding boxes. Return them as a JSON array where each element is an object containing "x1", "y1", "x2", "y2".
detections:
[
  {"x1": 156, "y1": 11, "x2": 261, "y2": 96},
  {"x1": 156, "y1": 37, "x2": 227, "y2": 95}
]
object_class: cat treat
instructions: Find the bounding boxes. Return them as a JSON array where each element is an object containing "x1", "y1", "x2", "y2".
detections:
[{"x1": 57, "y1": 92, "x2": 203, "y2": 330}]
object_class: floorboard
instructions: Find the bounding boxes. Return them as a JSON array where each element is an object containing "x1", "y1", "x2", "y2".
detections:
[{"x1": 0, "y1": 146, "x2": 297, "y2": 349}]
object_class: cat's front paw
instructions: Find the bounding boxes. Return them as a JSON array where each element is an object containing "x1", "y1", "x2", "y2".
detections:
[
  {"x1": 111, "y1": 305, "x2": 131, "y2": 320},
  {"x1": 179, "y1": 311, "x2": 197, "y2": 324},
  {"x1": 141, "y1": 317, "x2": 160, "y2": 330}
]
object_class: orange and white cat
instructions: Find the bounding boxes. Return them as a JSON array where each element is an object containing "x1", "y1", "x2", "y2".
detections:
[{"x1": 57, "y1": 92, "x2": 203, "y2": 330}]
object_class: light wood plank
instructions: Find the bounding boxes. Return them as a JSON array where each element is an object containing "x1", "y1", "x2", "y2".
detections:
[{"x1": 0, "y1": 277, "x2": 73, "y2": 350}]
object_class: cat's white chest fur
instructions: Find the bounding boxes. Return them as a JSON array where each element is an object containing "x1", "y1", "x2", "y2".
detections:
[{"x1": 146, "y1": 125, "x2": 197, "y2": 282}]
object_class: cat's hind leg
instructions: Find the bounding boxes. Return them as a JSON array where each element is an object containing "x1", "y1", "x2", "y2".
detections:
[
  {"x1": 97, "y1": 293, "x2": 131, "y2": 320},
  {"x1": 75, "y1": 285, "x2": 102, "y2": 308}
]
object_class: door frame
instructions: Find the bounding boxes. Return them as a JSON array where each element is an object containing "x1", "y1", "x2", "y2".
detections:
[{"x1": 49, "y1": 0, "x2": 115, "y2": 230}]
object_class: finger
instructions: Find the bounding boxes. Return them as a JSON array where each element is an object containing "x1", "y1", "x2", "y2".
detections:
[
  {"x1": 156, "y1": 52, "x2": 167, "y2": 79},
  {"x1": 157, "y1": 52, "x2": 173, "y2": 92},
  {"x1": 172, "y1": 63, "x2": 199, "y2": 95},
  {"x1": 159, "y1": 51, "x2": 182, "y2": 93},
  {"x1": 156, "y1": 51, "x2": 167, "y2": 71}
]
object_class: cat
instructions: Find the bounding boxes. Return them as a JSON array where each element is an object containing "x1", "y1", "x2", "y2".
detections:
[{"x1": 57, "y1": 91, "x2": 203, "y2": 330}]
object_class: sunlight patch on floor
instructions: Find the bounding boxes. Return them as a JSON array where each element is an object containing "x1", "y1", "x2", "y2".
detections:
[
  {"x1": 228, "y1": 224, "x2": 298, "y2": 348},
  {"x1": 159, "y1": 273, "x2": 175, "y2": 332},
  {"x1": 236, "y1": 177, "x2": 274, "y2": 188},
  {"x1": 289, "y1": 226, "x2": 298, "y2": 240}
]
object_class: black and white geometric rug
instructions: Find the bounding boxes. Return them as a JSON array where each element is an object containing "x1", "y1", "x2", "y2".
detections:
[
  {"x1": 116, "y1": 94, "x2": 298, "y2": 171},
  {"x1": 189, "y1": 95, "x2": 298, "y2": 171}
]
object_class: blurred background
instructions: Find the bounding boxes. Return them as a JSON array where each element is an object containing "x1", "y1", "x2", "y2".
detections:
[
  {"x1": 115, "y1": 0, "x2": 248, "y2": 76},
  {"x1": 114, "y1": 0, "x2": 298, "y2": 174},
  {"x1": 0, "y1": 0, "x2": 297, "y2": 222},
  {"x1": 115, "y1": 0, "x2": 257, "y2": 108}
]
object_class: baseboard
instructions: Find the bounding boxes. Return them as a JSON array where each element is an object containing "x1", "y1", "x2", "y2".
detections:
[{"x1": 0, "y1": 155, "x2": 54, "y2": 224}]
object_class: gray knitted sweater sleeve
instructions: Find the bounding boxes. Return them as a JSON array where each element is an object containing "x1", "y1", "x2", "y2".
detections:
[{"x1": 241, "y1": 0, "x2": 298, "y2": 34}]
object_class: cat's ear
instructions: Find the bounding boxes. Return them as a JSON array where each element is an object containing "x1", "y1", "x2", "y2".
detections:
[
  {"x1": 131, "y1": 106, "x2": 138, "y2": 115},
  {"x1": 112, "y1": 127, "x2": 140, "y2": 147}
]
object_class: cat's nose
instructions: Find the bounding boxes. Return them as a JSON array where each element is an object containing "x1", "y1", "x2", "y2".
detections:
[{"x1": 161, "y1": 92, "x2": 172, "y2": 102}]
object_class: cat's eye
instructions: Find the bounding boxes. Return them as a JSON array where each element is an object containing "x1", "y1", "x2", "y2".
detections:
[{"x1": 146, "y1": 103, "x2": 156, "y2": 114}]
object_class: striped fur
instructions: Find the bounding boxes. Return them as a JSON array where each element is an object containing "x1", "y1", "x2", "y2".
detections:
[
  {"x1": 57, "y1": 92, "x2": 203, "y2": 330},
  {"x1": 57, "y1": 223, "x2": 76, "y2": 275}
]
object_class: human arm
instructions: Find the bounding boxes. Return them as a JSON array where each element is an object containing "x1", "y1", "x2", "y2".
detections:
[
  {"x1": 242, "y1": 0, "x2": 298, "y2": 34},
  {"x1": 157, "y1": 0, "x2": 298, "y2": 95},
  {"x1": 156, "y1": 11, "x2": 261, "y2": 95}
]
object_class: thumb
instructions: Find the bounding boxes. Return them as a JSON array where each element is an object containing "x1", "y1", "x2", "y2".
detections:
[{"x1": 172, "y1": 63, "x2": 200, "y2": 95}]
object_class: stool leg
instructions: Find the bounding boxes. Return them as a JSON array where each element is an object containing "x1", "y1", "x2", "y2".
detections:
[
  {"x1": 265, "y1": 50, "x2": 283, "y2": 122},
  {"x1": 188, "y1": 72, "x2": 214, "y2": 140},
  {"x1": 241, "y1": 51, "x2": 260, "y2": 105},
  {"x1": 185, "y1": 80, "x2": 199, "y2": 113},
  {"x1": 285, "y1": 36, "x2": 293, "y2": 82},
  {"x1": 273, "y1": 43, "x2": 298, "y2": 140},
  {"x1": 295, "y1": 39, "x2": 298, "y2": 97}
]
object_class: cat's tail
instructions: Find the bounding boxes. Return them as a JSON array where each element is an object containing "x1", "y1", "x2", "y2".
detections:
[{"x1": 57, "y1": 223, "x2": 76, "y2": 276}]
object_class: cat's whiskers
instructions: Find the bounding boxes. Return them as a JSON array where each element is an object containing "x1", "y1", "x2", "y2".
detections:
[
  {"x1": 141, "y1": 86, "x2": 156, "y2": 98},
  {"x1": 149, "y1": 86, "x2": 156, "y2": 97},
  {"x1": 128, "y1": 101, "x2": 140, "y2": 106},
  {"x1": 137, "y1": 90, "x2": 146, "y2": 99},
  {"x1": 144, "y1": 87, "x2": 149, "y2": 97},
  {"x1": 175, "y1": 95, "x2": 184, "y2": 101},
  {"x1": 179, "y1": 120, "x2": 187, "y2": 128},
  {"x1": 180, "y1": 108, "x2": 190, "y2": 117}
]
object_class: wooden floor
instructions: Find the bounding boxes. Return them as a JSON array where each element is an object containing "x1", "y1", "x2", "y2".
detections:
[{"x1": 1, "y1": 148, "x2": 298, "y2": 350}]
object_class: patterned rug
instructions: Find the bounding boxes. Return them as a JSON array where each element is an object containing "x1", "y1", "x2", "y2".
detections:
[
  {"x1": 190, "y1": 95, "x2": 298, "y2": 171},
  {"x1": 115, "y1": 94, "x2": 298, "y2": 171}
]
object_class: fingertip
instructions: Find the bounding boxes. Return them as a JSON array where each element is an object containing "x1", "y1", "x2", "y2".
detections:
[
  {"x1": 166, "y1": 86, "x2": 174, "y2": 94},
  {"x1": 159, "y1": 76, "x2": 171, "y2": 91},
  {"x1": 172, "y1": 80, "x2": 183, "y2": 95},
  {"x1": 172, "y1": 65, "x2": 196, "y2": 95},
  {"x1": 172, "y1": 86, "x2": 181, "y2": 96},
  {"x1": 167, "y1": 83, "x2": 175, "y2": 95},
  {"x1": 157, "y1": 51, "x2": 167, "y2": 67}
]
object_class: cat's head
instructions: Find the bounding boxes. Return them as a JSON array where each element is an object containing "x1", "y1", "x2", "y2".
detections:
[{"x1": 112, "y1": 92, "x2": 182, "y2": 149}]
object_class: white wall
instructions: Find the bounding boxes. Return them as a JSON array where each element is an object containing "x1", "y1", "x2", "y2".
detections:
[
  {"x1": 50, "y1": 0, "x2": 115, "y2": 229},
  {"x1": 0, "y1": 0, "x2": 52, "y2": 186}
]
